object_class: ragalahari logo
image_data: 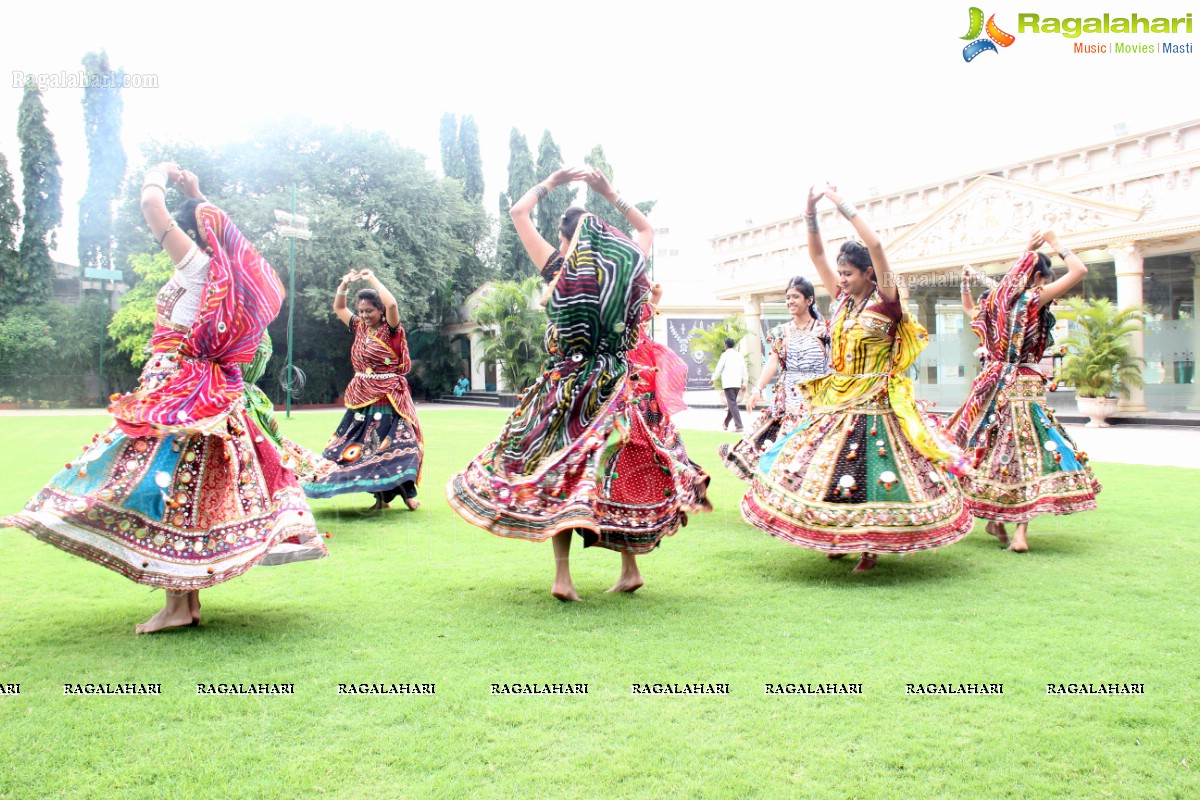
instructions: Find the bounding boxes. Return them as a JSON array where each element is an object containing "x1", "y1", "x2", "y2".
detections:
[{"x1": 961, "y1": 7, "x2": 1016, "y2": 61}]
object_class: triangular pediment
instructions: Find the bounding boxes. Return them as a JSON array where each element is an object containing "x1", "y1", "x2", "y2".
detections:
[{"x1": 888, "y1": 176, "x2": 1143, "y2": 269}]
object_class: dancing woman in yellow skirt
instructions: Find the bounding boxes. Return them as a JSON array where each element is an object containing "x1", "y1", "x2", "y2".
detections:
[{"x1": 741, "y1": 183, "x2": 972, "y2": 572}]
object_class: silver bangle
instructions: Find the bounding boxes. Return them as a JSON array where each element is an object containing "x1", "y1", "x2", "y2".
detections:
[
  {"x1": 612, "y1": 195, "x2": 633, "y2": 214},
  {"x1": 836, "y1": 200, "x2": 858, "y2": 219},
  {"x1": 531, "y1": 184, "x2": 548, "y2": 201},
  {"x1": 142, "y1": 169, "x2": 168, "y2": 190},
  {"x1": 805, "y1": 213, "x2": 820, "y2": 234},
  {"x1": 336, "y1": 287, "x2": 348, "y2": 296},
  {"x1": 1057, "y1": 248, "x2": 1074, "y2": 260}
]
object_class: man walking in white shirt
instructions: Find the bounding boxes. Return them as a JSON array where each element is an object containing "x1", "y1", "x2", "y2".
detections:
[{"x1": 712, "y1": 337, "x2": 747, "y2": 433}]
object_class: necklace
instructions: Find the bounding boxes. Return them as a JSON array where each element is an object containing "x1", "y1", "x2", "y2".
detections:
[
  {"x1": 790, "y1": 316, "x2": 818, "y2": 336},
  {"x1": 843, "y1": 292, "x2": 872, "y2": 330}
]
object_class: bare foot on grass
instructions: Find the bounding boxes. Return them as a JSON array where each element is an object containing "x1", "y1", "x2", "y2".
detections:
[{"x1": 136, "y1": 592, "x2": 194, "y2": 634}]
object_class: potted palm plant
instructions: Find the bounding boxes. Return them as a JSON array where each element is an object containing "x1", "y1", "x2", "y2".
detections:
[{"x1": 1057, "y1": 298, "x2": 1146, "y2": 427}]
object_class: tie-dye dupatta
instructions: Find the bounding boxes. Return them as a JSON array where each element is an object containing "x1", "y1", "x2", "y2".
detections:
[
  {"x1": 946, "y1": 251, "x2": 1042, "y2": 447},
  {"x1": 113, "y1": 204, "x2": 284, "y2": 437},
  {"x1": 549, "y1": 214, "x2": 648, "y2": 357}
]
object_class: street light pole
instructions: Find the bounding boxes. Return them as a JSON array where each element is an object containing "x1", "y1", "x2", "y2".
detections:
[{"x1": 274, "y1": 191, "x2": 312, "y2": 418}]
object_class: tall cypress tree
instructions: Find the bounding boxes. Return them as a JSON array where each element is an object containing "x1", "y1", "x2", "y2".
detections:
[
  {"x1": 458, "y1": 115, "x2": 484, "y2": 205},
  {"x1": 0, "y1": 153, "x2": 20, "y2": 306},
  {"x1": 79, "y1": 51, "x2": 127, "y2": 273},
  {"x1": 497, "y1": 128, "x2": 536, "y2": 279},
  {"x1": 583, "y1": 144, "x2": 654, "y2": 236},
  {"x1": 534, "y1": 130, "x2": 572, "y2": 244},
  {"x1": 17, "y1": 81, "x2": 62, "y2": 304},
  {"x1": 439, "y1": 112, "x2": 462, "y2": 181}
]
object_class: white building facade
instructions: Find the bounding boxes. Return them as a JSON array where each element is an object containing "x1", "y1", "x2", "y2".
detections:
[{"x1": 708, "y1": 120, "x2": 1200, "y2": 415}]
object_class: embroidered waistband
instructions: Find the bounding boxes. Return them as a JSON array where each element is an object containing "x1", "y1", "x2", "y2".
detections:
[{"x1": 355, "y1": 371, "x2": 398, "y2": 379}]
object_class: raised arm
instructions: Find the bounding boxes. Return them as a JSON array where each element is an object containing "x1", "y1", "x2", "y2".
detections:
[
  {"x1": 805, "y1": 185, "x2": 839, "y2": 299},
  {"x1": 510, "y1": 166, "x2": 588, "y2": 269},
  {"x1": 356, "y1": 269, "x2": 400, "y2": 328},
  {"x1": 582, "y1": 169, "x2": 654, "y2": 255},
  {"x1": 333, "y1": 269, "x2": 358, "y2": 326},
  {"x1": 823, "y1": 183, "x2": 895, "y2": 303},
  {"x1": 1036, "y1": 231, "x2": 1089, "y2": 307},
  {"x1": 140, "y1": 162, "x2": 202, "y2": 265},
  {"x1": 960, "y1": 265, "x2": 983, "y2": 317}
]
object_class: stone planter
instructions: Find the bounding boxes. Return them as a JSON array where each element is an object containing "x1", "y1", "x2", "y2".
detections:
[{"x1": 1076, "y1": 396, "x2": 1120, "y2": 428}]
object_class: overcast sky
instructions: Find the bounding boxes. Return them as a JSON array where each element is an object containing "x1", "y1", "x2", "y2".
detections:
[{"x1": 1, "y1": 0, "x2": 1196, "y2": 264}]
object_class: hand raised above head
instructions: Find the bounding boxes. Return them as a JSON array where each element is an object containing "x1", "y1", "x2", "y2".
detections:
[
  {"x1": 356, "y1": 268, "x2": 375, "y2": 282},
  {"x1": 581, "y1": 168, "x2": 616, "y2": 197},
  {"x1": 340, "y1": 270, "x2": 359, "y2": 285},
  {"x1": 548, "y1": 166, "x2": 589, "y2": 188},
  {"x1": 806, "y1": 184, "x2": 824, "y2": 210},
  {"x1": 157, "y1": 162, "x2": 183, "y2": 183},
  {"x1": 176, "y1": 170, "x2": 203, "y2": 199}
]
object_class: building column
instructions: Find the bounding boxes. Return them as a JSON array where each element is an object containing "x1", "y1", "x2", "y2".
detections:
[
  {"x1": 1110, "y1": 243, "x2": 1147, "y2": 413},
  {"x1": 469, "y1": 330, "x2": 486, "y2": 391},
  {"x1": 741, "y1": 293, "x2": 764, "y2": 388},
  {"x1": 1189, "y1": 253, "x2": 1200, "y2": 410}
]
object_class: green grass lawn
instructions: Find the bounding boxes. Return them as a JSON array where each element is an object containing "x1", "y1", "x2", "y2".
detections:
[{"x1": 0, "y1": 409, "x2": 1196, "y2": 799}]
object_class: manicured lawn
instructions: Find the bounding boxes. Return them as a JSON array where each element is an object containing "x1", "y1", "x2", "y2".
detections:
[{"x1": 0, "y1": 410, "x2": 1195, "y2": 799}]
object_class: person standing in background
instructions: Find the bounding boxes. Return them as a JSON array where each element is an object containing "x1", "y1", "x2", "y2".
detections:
[{"x1": 713, "y1": 337, "x2": 747, "y2": 433}]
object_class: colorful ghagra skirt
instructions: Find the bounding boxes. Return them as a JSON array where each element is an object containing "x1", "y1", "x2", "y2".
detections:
[
  {"x1": 741, "y1": 390, "x2": 972, "y2": 554},
  {"x1": 720, "y1": 376, "x2": 824, "y2": 483},
  {"x1": 2, "y1": 407, "x2": 326, "y2": 590},
  {"x1": 303, "y1": 402, "x2": 422, "y2": 501},
  {"x1": 592, "y1": 397, "x2": 712, "y2": 553},
  {"x1": 959, "y1": 374, "x2": 1100, "y2": 522}
]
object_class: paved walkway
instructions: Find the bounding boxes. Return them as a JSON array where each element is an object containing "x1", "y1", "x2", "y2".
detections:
[
  {"x1": 666, "y1": 406, "x2": 1198, "y2": 469},
  {"x1": 3, "y1": 403, "x2": 1196, "y2": 469}
]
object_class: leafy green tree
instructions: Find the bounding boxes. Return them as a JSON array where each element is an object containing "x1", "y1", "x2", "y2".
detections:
[
  {"x1": 439, "y1": 113, "x2": 484, "y2": 205},
  {"x1": 583, "y1": 144, "x2": 655, "y2": 236},
  {"x1": 439, "y1": 112, "x2": 462, "y2": 181},
  {"x1": 472, "y1": 276, "x2": 546, "y2": 392},
  {"x1": 535, "y1": 130, "x2": 573, "y2": 245},
  {"x1": 108, "y1": 250, "x2": 173, "y2": 365},
  {"x1": 496, "y1": 129, "x2": 536, "y2": 280},
  {"x1": 112, "y1": 123, "x2": 494, "y2": 404},
  {"x1": 0, "y1": 309, "x2": 55, "y2": 377},
  {"x1": 458, "y1": 115, "x2": 485, "y2": 205},
  {"x1": 0, "y1": 154, "x2": 20, "y2": 307},
  {"x1": 78, "y1": 50, "x2": 127, "y2": 273},
  {"x1": 17, "y1": 81, "x2": 62, "y2": 305}
]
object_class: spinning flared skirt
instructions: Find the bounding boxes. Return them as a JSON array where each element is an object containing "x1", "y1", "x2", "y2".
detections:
[
  {"x1": 719, "y1": 408, "x2": 799, "y2": 484},
  {"x1": 2, "y1": 408, "x2": 326, "y2": 590},
  {"x1": 741, "y1": 397, "x2": 972, "y2": 554},
  {"x1": 449, "y1": 391, "x2": 709, "y2": 554},
  {"x1": 959, "y1": 375, "x2": 1100, "y2": 522},
  {"x1": 592, "y1": 405, "x2": 711, "y2": 553},
  {"x1": 303, "y1": 403, "x2": 422, "y2": 501}
]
